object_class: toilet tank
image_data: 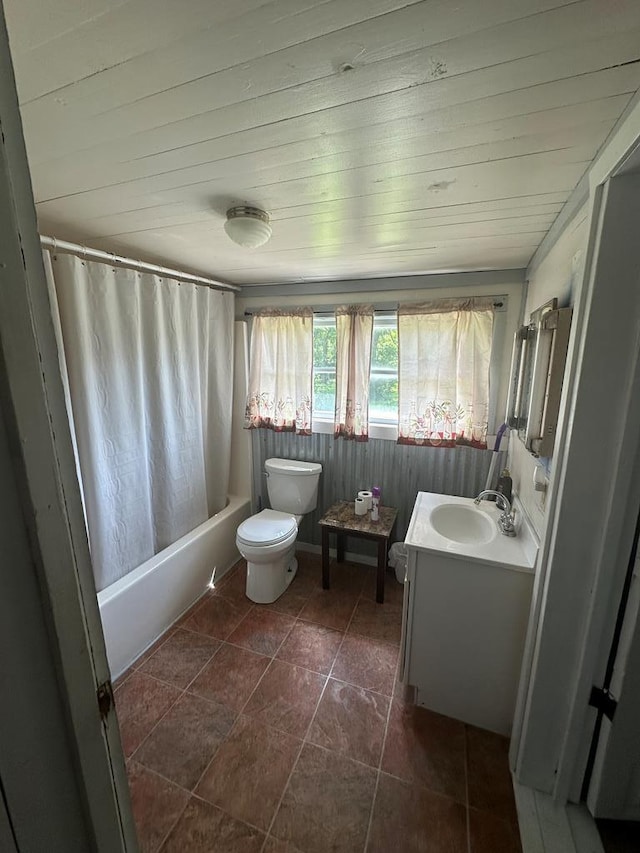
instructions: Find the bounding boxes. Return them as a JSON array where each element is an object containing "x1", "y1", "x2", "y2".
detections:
[{"x1": 265, "y1": 458, "x2": 322, "y2": 515}]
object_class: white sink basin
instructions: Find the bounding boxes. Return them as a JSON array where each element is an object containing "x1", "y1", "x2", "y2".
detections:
[
  {"x1": 405, "y1": 492, "x2": 538, "y2": 571},
  {"x1": 429, "y1": 503, "x2": 496, "y2": 545}
]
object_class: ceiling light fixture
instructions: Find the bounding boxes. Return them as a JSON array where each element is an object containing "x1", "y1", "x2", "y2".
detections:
[{"x1": 224, "y1": 205, "x2": 272, "y2": 248}]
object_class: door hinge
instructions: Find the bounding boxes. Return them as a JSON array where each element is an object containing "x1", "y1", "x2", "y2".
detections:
[
  {"x1": 589, "y1": 685, "x2": 618, "y2": 721},
  {"x1": 96, "y1": 680, "x2": 114, "y2": 721}
]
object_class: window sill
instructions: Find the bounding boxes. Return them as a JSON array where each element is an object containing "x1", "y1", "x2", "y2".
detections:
[{"x1": 312, "y1": 418, "x2": 399, "y2": 442}]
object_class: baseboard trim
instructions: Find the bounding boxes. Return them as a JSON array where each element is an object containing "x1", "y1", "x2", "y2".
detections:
[{"x1": 513, "y1": 781, "x2": 604, "y2": 853}]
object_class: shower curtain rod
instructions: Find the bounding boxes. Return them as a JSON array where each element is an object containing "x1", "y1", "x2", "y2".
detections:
[{"x1": 40, "y1": 235, "x2": 241, "y2": 293}]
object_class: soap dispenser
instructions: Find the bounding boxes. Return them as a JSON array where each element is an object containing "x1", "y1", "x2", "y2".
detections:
[{"x1": 496, "y1": 468, "x2": 513, "y2": 504}]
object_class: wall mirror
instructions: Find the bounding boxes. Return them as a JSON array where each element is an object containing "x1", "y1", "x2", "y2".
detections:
[{"x1": 506, "y1": 298, "x2": 572, "y2": 458}]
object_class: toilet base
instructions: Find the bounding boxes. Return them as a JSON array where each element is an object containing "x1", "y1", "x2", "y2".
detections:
[{"x1": 245, "y1": 552, "x2": 298, "y2": 604}]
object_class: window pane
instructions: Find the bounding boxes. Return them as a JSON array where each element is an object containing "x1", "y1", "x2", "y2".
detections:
[
  {"x1": 369, "y1": 373, "x2": 398, "y2": 421},
  {"x1": 313, "y1": 317, "x2": 336, "y2": 416},
  {"x1": 313, "y1": 321, "x2": 336, "y2": 369},
  {"x1": 313, "y1": 371, "x2": 335, "y2": 415},
  {"x1": 370, "y1": 315, "x2": 398, "y2": 423},
  {"x1": 371, "y1": 321, "x2": 398, "y2": 372}
]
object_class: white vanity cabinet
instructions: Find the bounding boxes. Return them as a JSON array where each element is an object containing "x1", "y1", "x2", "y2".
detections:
[{"x1": 400, "y1": 491, "x2": 537, "y2": 736}]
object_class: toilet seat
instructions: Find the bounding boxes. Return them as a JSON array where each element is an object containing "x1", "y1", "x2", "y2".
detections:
[{"x1": 236, "y1": 509, "x2": 297, "y2": 548}]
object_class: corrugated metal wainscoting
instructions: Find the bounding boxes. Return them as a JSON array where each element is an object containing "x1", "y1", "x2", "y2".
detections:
[{"x1": 251, "y1": 431, "x2": 504, "y2": 557}]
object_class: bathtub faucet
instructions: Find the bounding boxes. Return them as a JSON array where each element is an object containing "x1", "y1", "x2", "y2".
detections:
[{"x1": 474, "y1": 490, "x2": 517, "y2": 537}]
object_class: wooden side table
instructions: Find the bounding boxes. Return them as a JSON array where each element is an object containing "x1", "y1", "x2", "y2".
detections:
[{"x1": 318, "y1": 501, "x2": 398, "y2": 604}]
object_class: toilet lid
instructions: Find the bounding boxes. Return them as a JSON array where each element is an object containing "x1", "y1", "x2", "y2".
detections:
[{"x1": 237, "y1": 509, "x2": 297, "y2": 546}]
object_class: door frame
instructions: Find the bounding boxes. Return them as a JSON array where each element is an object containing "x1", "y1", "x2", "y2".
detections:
[
  {"x1": 586, "y1": 497, "x2": 640, "y2": 819},
  {"x1": 511, "y1": 91, "x2": 640, "y2": 804},
  {"x1": 0, "y1": 5, "x2": 136, "y2": 850}
]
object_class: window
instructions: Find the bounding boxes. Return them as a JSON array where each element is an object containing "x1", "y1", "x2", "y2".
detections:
[
  {"x1": 312, "y1": 312, "x2": 398, "y2": 430},
  {"x1": 369, "y1": 312, "x2": 398, "y2": 423},
  {"x1": 312, "y1": 302, "x2": 500, "y2": 443},
  {"x1": 312, "y1": 314, "x2": 336, "y2": 419}
]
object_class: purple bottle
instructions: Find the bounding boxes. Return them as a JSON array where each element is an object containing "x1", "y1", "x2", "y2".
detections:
[{"x1": 371, "y1": 486, "x2": 381, "y2": 521}]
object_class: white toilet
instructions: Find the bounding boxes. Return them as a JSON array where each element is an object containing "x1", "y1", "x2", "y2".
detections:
[{"x1": 236, "y1": 457, "x2": 322, "y2": 603}]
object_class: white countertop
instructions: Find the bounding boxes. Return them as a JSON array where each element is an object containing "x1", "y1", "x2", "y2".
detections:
[{"x1": 404, "y1": 491, "x2": 538, "y2": 572}]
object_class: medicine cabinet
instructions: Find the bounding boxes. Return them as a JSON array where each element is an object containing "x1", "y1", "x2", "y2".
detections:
[{"x1": 506, "y1": 298, "x2": 572, "y2": 458}]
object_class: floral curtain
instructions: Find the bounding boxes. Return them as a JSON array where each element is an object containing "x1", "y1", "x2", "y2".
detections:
[
  {"x1": 334, "y1": 305, "x2": 374, "y2": 441},
  {"x1": 244, "y1": 309, "x2": 313, "y2": 434},
  {"x1": 398, "y1": 297, "x2": 494, "y2": 448}
]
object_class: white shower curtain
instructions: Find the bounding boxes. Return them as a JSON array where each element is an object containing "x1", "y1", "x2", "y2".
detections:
[{"x1": 44, "y1": 251, "x2": 234, "y2": 592}]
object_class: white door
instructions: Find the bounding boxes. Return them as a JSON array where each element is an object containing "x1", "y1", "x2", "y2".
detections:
[
  {"x1": 0, "y1": 6, "x2": 137, "y2": 849},
  {"x1": 586, "y1": 528, "x2": 640, "y2": 820}
]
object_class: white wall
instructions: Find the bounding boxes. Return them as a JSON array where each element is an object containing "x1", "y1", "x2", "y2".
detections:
[
  {"x1": 509, "y1": 207, "x2": 588, "y2": 537},
  {"x1": 525, "y1": 207, "x2": 588, "y2": 316}
]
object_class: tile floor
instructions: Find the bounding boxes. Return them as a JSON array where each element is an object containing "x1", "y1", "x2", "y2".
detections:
[{"x1": 114, "y1": 553, "x2": 523, "y2": 853}]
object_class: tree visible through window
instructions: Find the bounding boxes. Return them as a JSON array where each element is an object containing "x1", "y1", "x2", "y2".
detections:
[
  {"x1": 312, "y1": 314, "x2": 337, "y2": 417},
  {"x1": 369, "y1": 312, "x2": 398, "y2": 422},
  {"x1": 312, "y1": 312, "x2": 398, "y2": 423}
]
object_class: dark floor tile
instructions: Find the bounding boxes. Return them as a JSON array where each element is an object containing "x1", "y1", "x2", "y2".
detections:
[
  {"x1": 469, "y1": 808, "x2": 523, "y2": 853},
  {"x1": 290, "y1": 557, "x2": 323, "y2": 592},
  {"x1": 299, "y1": 588, "x2": 359, "y2": 631},
  {"x1": 138, "y1": 628, "x2": 220, "y2": 689},
  {"x1": 175, "y1": 596, "x2": 208, "y2": 628},
  {"x1": 160, "y1": 796, "x2": 264, "y2": 853},
  {"x1": 134, "y1": 628, "x2": 178, "y2": 667},
  {"x1": 134, "y1": 692, "x2": 235, "y2": 790},
  {"x1": 263, "y1": 837, "x2": 305, "y2": 853},
  {"x1": 258, "y1": 558, "x2": 320, "y2": 616},
  {"x1": 243, "y1": 659, "x2": 326, "y2": 739},
  {"x1": 381, "y1": 700, "x2": 466, "y2": 803},
  {"x1": 227, "y1": 608, "x2": 294, "y2": 656},
  {"x1": 272, "y1": 743, "x2": 377, "y2": 853},
  {"x1": 262, "y1": 586, "x2": 313, "y2": 617},
  {"x1": 308, "y1": 679, "x2": 389, "y2": 767},
  {"x1": 212, "y1": 562, "x2": 250, "y2": 606},
  {"x1": 332, "y1": 633, "x2": 398, "y2": 695},
  {"x1": 348, "y1": 598, "x2": 402, "y2": 644},
  {"x1": 362, "y1": 571, "x2": 406, "y2": 606},
  {"x1": 324, "y1": 559, "x2": 369, "y2": 595},
  {"x1": 215, "y1": 559, "x2": 244, "y2": 587},
  {"x1": 393, "y1": 674, "x2": 416, "y2": 705},
  {"x1": 296, "y1": 551, "x2": 322, "y2": 586},
  {"x1": 276, "y1": 621, "x2": 344, "y2": 674},
  {"x1": 115, "y1": 672, "x2": 181, "y2": 757},
  {"x1": 195, "y1": 715, "x2": 300, "y2": 832},
  {"x1": 127, "y1": 760, "x2": 189, "y2": 853},
  {"x1": 114, "y1": 667, "x2": 135, "y2": 691},
  {"x1": 188, "y1": 643, "x2": 269, "y2": 711},
  {"x1": 466, "y1": 725, "x2": 517, "y2": 821},
  {"x1": 368, "y1": 772, "x2": 467, "y2": 853},
  {"x1": 182, "y1": 594, "x2": 251, "y2": 640}
]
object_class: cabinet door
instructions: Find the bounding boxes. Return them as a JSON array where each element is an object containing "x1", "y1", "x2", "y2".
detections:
[{"x1": 399, "y1": 550, "x2": 416, "y2": 683}]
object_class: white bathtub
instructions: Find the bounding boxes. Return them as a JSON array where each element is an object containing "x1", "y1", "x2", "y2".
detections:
[{"x1": 98, "y1": 494, "x2": 251, "y2": 679}]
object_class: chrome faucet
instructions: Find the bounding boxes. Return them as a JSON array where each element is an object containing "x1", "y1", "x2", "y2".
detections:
[{"x1": 474, "y1": 490, "x2": 517, "y2": 537}]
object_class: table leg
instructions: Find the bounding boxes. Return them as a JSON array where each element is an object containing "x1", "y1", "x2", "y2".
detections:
[
  {"x1": 336, "y1": 532, "x2": 345, "y2": 563},
  {"x1": 376, "y1": 540, "x2": 387, "y2": 604},
  {"x1": 322, "y1": 527, "x2": 330, "y2": 590}
]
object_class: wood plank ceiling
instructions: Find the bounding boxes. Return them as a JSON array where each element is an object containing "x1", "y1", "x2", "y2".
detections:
[{"x1": 4, "y1": 0, "x2": 640, "y2": 285}]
